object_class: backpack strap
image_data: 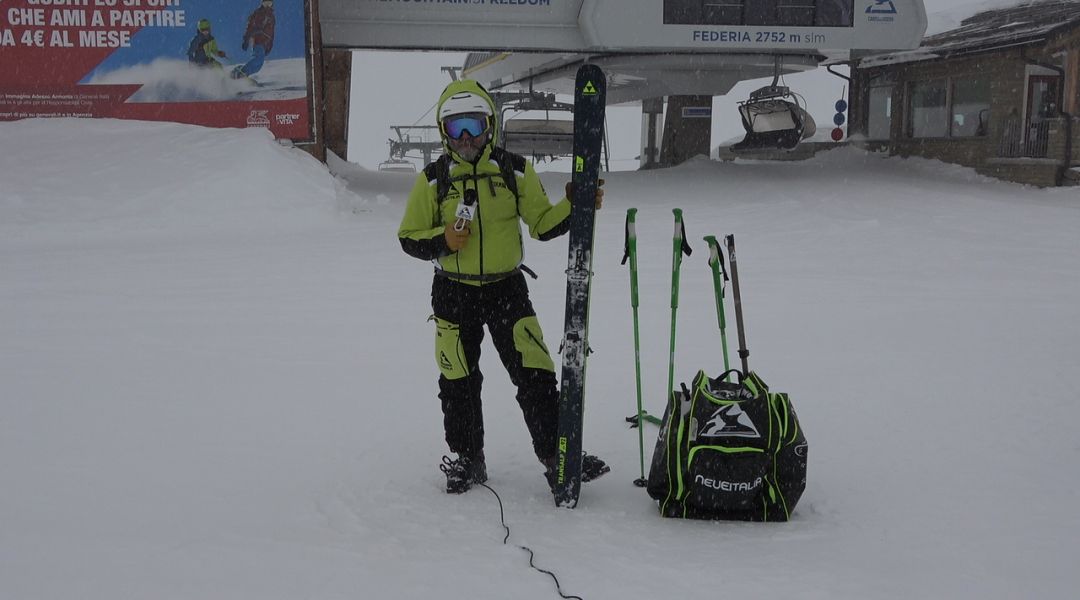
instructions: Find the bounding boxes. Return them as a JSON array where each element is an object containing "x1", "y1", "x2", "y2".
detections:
[
  {"x1": 490, "y1": 146, "x2": 525, "y2": 203},
  {"x1": 424, "y1": 154, "x2": 455, "y2": 205},
  {"x1": 427, "y1": 147, "x2": 526, "y2": 205}
]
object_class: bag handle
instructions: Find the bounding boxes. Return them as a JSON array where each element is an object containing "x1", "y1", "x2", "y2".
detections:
[{"x1": 714, "y1": 368, "x2": 744, "y2": 385}]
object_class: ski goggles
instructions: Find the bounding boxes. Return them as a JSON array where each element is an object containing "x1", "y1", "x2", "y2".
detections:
[{"x1": 442, "y1": 113, "x2": 489, "y2": 140}]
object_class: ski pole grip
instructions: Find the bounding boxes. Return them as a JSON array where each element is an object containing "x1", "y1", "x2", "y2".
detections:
[
  {"x1": 623, "y1": 208, "x2": 639, "y2": 307},
  {"x1": 704, "y1": 235, "x2": 720, "y2": 266},
  {"x1": 673, "y1": 209, "x2": 692, "y2": 258},
  {"x1": 622, "y1": 208, "x2": 637, "y2": 266}
]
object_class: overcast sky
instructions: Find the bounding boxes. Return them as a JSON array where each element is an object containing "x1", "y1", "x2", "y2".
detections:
[{"x1": 345, "y1": 0, "x2": 1025, "y2": 171}]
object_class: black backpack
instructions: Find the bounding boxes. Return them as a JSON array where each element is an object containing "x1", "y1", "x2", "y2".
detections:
[{"x1": 646, "y1": 369, "x2": 807, "y2": 522}]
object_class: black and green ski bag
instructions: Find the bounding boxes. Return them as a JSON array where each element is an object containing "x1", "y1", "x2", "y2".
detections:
[{"x1": 646, "y1": 370, "x2": 807, "y2": 521}]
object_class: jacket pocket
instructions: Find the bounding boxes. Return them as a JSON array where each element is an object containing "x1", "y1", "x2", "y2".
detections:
[
  {"x1": 513, "y1": 316, "x2": 555, "y2": 372},
  {"x1": 683, "y1": 445, "x2": 770, "y2": 512},
  {"x1": 433, "y1": 316, "x2": 468, "y2": 380}
]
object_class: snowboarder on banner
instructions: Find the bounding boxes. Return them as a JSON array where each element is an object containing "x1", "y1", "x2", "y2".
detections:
[
  {"x1": 232, "y1": 0, "x2": 276, "y2": 80},
  {"x1": 397, "y1": 80, "x2": 609, "y2": 495},
  {"x1": 187, "y1": 19, "x2": 227, "y2": 69}
]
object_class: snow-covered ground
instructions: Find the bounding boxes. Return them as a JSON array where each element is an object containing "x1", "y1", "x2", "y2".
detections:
[{"x1": 2, "y1": 119, "x2": 1078, "y2": 599}]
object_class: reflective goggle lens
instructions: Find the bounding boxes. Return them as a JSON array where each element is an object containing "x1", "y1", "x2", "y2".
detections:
[{"x1": 443, "y1": 115, "x2": 488, "y2": 140}]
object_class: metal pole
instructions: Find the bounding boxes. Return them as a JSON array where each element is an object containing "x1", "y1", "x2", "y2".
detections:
[
  {"x1": 666, "y1": 209, "x2": 692, "y2": 418},
  {"x1": 724, "y1": 234, "x2": 750, "y2": 374},
  {"x1": 704, "y1": 235, "x2": 731, "y2": 377},
  {"x1": 623, "y1": 209, "x2": 649, "y2": 486}
]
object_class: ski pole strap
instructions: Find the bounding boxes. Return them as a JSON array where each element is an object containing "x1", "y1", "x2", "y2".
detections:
[
  {"x1": 676, "y1": 219, "x2": 692, "y2": 258},
  {"x1": 704, "y1": 236, "x2": 728, "y2": 281},
  {"x1": 622, "y1": 208, "x2": 637, "y2": 266}
]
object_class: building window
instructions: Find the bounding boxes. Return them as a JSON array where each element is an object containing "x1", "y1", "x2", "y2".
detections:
[
  {"x1": 951, "y1": 78, "x2": 990, "y2": 137},
  {"x1": 664, "y1": 0, "x2": 854, "y2": 26},
  {"x1": 908, "y1": 80, "x2": 949, "y2": 138},
  {"x1": 867, "y1": 85, "x2": 893, "y2": 140}
]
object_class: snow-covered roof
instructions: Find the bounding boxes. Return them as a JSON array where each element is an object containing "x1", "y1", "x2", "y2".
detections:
[{"x1": 859, "y1": 0, "x2": 1080, "y2": 68}]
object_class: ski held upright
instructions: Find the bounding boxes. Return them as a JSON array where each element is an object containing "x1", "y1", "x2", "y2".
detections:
[{"x1": 554, "y1": 64, "x2": 606, "y2": 508}]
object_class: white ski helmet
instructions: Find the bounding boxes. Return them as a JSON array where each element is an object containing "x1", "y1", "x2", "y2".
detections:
[{"x1": 438, "y1": 92, "x2": 493, "y2": 122}]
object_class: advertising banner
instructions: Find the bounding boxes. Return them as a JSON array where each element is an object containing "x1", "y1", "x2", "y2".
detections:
[{"x1": 0, "y1": 0, "x2": 313, "y2": 140}]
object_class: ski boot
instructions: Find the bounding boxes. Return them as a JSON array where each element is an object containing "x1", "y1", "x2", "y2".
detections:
[{"x1": 439, "y1": 452, "x2": 488, "y2": 494}]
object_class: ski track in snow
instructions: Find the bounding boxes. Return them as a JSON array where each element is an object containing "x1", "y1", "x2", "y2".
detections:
[{"x1": 2, "y1": 119, "x2": 1079, "y2": 599}]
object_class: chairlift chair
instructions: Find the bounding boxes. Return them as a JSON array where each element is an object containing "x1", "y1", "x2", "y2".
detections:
[
  {"x1": 495, "y1": 90, "x2": 576, "y2": 161},
  {"x1": 378, "y1": 158, "x2": 417, "y2": 173},
  {"x1": 731, "y1": 59, "x2": 817, "y2": 156}
]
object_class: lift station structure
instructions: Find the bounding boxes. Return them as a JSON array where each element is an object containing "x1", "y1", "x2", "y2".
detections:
[{"x1": 316, "y1": 0, "x2": 927, "y2": 166}]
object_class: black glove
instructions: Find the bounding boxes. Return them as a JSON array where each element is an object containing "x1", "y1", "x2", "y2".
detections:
[{"x1": 565, "y1": 179, "x2": 605, "y2": 209}]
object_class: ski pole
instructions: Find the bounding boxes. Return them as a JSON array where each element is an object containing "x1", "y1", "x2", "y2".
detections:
[
  {"x1": 724, "y1": 234, "x2": 750, "y2": 374},
  {"x1": 622, "y1": 208, "x2": 649, "y2": 487},
  {"x1": 703, "y1": 235, "x2": 731, "y2": 378},
  {"x1": 666, "y1": 209, "x2": 693, "y2": 427},
  {"x1": 622, "y1": 211, "x2": 660, "y2": 430}
]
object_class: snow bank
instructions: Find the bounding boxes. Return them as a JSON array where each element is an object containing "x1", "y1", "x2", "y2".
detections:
[
  {"x1": 0, "y1": 118, "x2": 343, "y2": 238},
  {"x1": 2, "y1": 119, "x2": 1078, "y2": 600}
]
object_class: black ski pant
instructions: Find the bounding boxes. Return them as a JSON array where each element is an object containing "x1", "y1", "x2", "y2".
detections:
[{"x1": 431, "y1": 273, "x2": 559, "y2": 463}]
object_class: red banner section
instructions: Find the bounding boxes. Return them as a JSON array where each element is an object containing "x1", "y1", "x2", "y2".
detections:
[{"x1": 0, "y1": 1, "x2": 313, "y2": 141}]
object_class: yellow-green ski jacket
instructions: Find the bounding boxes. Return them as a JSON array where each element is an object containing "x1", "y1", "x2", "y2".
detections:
[{"x1": 397, "y1": 80, "x2": 571, "y2": 284}]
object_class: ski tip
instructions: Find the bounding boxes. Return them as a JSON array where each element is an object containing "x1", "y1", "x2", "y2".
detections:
[
  {"x1": 575, "y1": 64, "x2": 605, "y2": 95},
  {"x1": 576, "y1": 63, "x2": 604, "y2": 76}
]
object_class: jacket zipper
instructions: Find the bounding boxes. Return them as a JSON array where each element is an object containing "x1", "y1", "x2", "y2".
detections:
[
  {"x1": 472, "y1": 164, "x2": 484, "y2": 280},
  {"x1": 525, "y1": 327, "x2": 548, "y2": 355}
]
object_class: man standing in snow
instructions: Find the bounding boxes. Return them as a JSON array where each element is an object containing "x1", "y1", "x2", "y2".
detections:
[
  {"x1": 398, "y1": 80, "x2": 609, "y2": 495},
  {"x1": 233, "y1": 0, "x2": 276, "y2": 80}
]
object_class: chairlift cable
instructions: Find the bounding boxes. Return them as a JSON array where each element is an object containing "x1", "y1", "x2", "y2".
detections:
[{"x1": 411, "y1": 101, "x2": 439, "y2": 127}]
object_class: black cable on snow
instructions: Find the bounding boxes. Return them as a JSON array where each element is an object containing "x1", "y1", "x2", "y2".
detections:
[{"x1": 478, "y1": 483, "x2": 583, "y2": 600}]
